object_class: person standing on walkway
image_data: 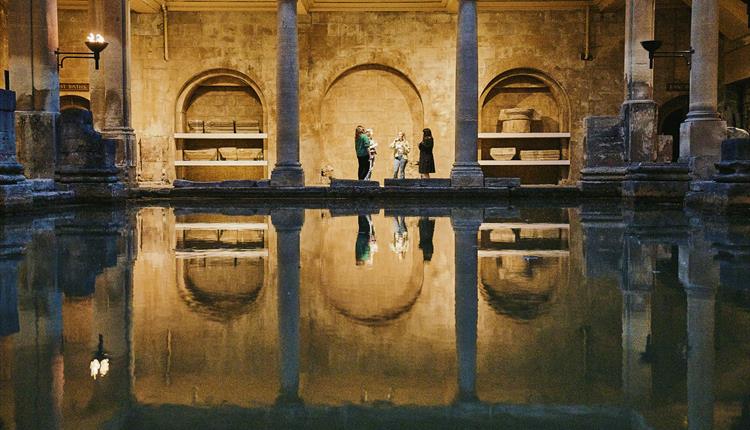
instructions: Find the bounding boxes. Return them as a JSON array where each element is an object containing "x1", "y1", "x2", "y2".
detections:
[
  {"x1": 364, "y1": 128, "x2": 378, "y2": 181},
  {"x1": 390, "y1": 131, "x2": 410, "y2": 179},
  {"x1": 418, "y1": 128, "x2": 435, "y2": 179},
  {"x1": 355, "y1": 125, "x2": 371, "y2": 180}
]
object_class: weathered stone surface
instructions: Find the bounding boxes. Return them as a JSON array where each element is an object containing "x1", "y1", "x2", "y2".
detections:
[
  {"x1": 56, "y1": 109, "x2": 125, "y2": 200},
  {"x1": 656, "y1": 135, "x2": 673, "y2": 163},
  {"x1": 680, "y1": 118, "x2": 727, "y2": 180},
  {"x1": 15, "y1": 111, "x2": 57, "y2": 179},
  {"x1": 621, "y1": 100, "x2": 657, "y2": 163},
  {"x1": 484, "y1": 177, "x2": 520, "y2": 188},
  {"x1": 582, "y1": 116, "x2": 624, "y2": 168},
  {"x1": 330, "y1": 178, "x2": 379, "y2": 188},
  {"x1": 0, "y1": 89, "x2": 24, "y2": 184},
  {"x1": 622, "y1": 162, "x2": 689, "y2": 200}
]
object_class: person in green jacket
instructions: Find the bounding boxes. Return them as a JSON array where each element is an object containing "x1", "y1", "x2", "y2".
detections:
[{"x1": 355, "y1": 125, "x2": 371, "y2": 180}]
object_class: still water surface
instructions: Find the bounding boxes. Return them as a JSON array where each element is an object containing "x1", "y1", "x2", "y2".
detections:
[{"x1": 1, "y1": 203, "x2": 749, "y2": 429}]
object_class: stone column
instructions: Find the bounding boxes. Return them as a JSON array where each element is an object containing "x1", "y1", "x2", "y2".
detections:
[
  {"x1": 452, "y1": 208, "x2": 481, "y2": 402},
  {"x1": 88, "y1": 0, "x2": 136, "y2": 183},
  {"x1": 621, "y1": 0, "x2": 657, "y2": 162},
  {"x1": 8, "y1": 0, "x2": 59, "y2": 179},
  {"x1": 679, "y1": 0, "x2": 726, "y2": 180},
  {"x1": 270, "y1": 0, "x2": 304, "y2": 187},
  {"x1": 450, "y1": 0, "x2": 483, "y2": 187},
  {"x1": 272, "y1": 208, "x2": 304, "y2": 404},
  {"x1": 0, "y1": 89, "x2": 32, "y2": 208},
  {"x1": 0, "y1": 0, "x2": 9, "y2": 81}
]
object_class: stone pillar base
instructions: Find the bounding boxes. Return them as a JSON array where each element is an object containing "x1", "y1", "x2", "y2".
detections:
[
  {"x1": 102, "y1": 127, "x2": 137, "y2": 184},
  {"x1": 685, "y1": 181, "x2": 750, "y2": 213},
  {"x1": 680, "y1": 118, "x2": 726, "y2": 180},
  {"x1": 621, "y1": 100, "x2": 658, "y2": 162},
  {"x1": 450, "y1": 163, "x2": 484, "y2": 187},
  {"x1": 0, "y1": 181, "x2": 33, "y2": 210},
  {"x1": 15, "y1": 111, "x2": 58, "y2": 179},
  {"x1": 270, "y1": 164, "x2": 305, "y2": 187},
  {"x1": 579, "y1": 167, "x2": 627, "y2": 196},
  {"x1": 622, "y1": 163, "x2": 690, "y2": 201}
]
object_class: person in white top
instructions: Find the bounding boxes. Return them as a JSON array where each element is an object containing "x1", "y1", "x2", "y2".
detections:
[
  {"x1": 389, "y1": 131, "x2": 410, "y2": 179},
  {"x1": 364, "y1": 128, "x2": 378, "y2": 181}
]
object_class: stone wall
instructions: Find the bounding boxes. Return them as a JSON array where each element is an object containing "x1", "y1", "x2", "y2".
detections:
[{"x1": 52, "y1": 7, "x2": 699, "y2": 185}]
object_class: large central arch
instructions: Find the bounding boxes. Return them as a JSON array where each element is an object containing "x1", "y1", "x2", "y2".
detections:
[{"x1": 318, "y1": 64, "x2": 424, "y2": 182}]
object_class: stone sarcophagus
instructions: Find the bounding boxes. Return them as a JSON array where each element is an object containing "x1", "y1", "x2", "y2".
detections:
[{"x1": 56, "y1": 109, "x2": 125, "y2": 199}]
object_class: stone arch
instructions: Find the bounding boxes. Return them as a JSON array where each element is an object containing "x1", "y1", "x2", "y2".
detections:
[
  {"x1": 60, "y1": 95, "x2": 91, "y2": 112},
  {"x1": 659, "y1": 95, "x2": 688, "y2": 162},
  {"x1": 317, "y1": 64, "x2": 425, "y2": 181},
  {"x1": 174, "y1": 68, "x2": 268, "y2": 134},
  {"x1": 480, "y1": 68, "x2": 571, "y2": 133}
]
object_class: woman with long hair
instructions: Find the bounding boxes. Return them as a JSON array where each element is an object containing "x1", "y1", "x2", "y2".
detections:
[
  {"x1": 354, "y1": 125, "x2": 370, "y2": 180},
  {"x1": 418, "y1": 128, "x2": 435, "y2": 179},
  {"x1": 390, "y1": 131, "x2": 410, "y2": 179}
]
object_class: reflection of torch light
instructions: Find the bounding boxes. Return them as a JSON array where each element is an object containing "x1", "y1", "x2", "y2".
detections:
[{"x1": 90, "y1": 334, "x2": 110, "y2": 380}]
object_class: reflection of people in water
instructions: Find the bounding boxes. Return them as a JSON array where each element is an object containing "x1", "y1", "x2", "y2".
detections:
[
  {"x1": 418, "y1": 217, "x2": 435, "y2": 262},
  {"x1": 390, "y1": 216, "x2": 409, "y2": 259},
  {"x1": 356, "y1": 215, "x2": 377, "y2": 266}
]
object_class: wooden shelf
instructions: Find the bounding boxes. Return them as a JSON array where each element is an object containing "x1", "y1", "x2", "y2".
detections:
[
  {"x1": 479, "y1": 160, "x2": 570, "y2": 166},
  {"x1": 175, "y1": 222, "x2": 268, "y2": 231},
  {"x1": 175, "y1": 160, "x2": 268, "y2": 167},
  {"x1": 175, "y1": 249, "x2": 269, "y2": 259},
  {"x1": 174, "y1": 133, "x2": 268, "y2": 139},
  {"x1": 478, "y1": 132, "x2": 570, "y2": 139},
  {"x1": 478, "y1": 249, "x2": 570, "y2": 257},
  {"x1": 480, "y1": 223, "x2": 569, "y2": 230}
]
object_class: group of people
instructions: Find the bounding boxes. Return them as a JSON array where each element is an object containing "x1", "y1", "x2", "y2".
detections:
[{"x1": 354, "y1": 126, "x2": 436, "y2": 180}]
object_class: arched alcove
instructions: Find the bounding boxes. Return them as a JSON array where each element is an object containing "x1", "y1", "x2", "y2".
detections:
[
  {"x1": 479, "y1": 69, "x2": 571, "y2": 185},
  {"x1": 319, "y1": 65, "x2": 424, "y2": 181},
  {"x1": 320, "y1": 215, "x2": 424, "y2": 326},
  {"x1": 60, "y1": 95, "x2": 91, "y2": 112},
  {"x1": 174, "y1": 69, "x2": 268, "y2": 182},
  {"x1": 659, "y1": 95, "x2": 688, "y2": 162}
]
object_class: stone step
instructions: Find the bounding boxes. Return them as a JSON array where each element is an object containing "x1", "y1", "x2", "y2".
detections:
[
  {"x1": 383, "y1": 178, "x2": 451, "y2": 187},
  {"x1": 32, "y1": 190, "x2": 75, "y2": 204},
  {"x1": 485, "y1": 177, "x2": 521, "y2": 188},
  {"x1": 27, "y1": 178, "x2": 57, "y2": 192}
]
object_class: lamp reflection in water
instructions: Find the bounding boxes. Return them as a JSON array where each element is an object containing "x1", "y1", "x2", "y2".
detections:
[{"x1": 90, "y1": 334, "x2": 110, "y2": 380}]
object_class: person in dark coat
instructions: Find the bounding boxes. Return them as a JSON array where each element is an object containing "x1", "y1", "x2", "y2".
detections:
[{"x1": 418, "y1": 128, "x2": 435, "y2": 178}]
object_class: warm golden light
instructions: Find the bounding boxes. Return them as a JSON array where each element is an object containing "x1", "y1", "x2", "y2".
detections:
[{"x1": 87, "y1": 33, "x2": 105, "y2": 43}]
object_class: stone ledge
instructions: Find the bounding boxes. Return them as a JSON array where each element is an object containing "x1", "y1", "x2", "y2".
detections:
[
  {"x1": 173, "y1": 179, "x2": 270, "y2": 188},
  {"x1": 383, "y1": 178, "x2": 451, "y2": 187},
  {"x1": 485, "y1": 177, "x2": 520, "y2": 189},
  {"x1": 330, "y1": 179, "x2": 380, "y2": 188}
]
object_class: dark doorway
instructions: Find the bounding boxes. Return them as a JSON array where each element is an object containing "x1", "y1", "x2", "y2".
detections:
[{"x1": 659, "y1": 96, "x2": 688, "y2": 162}]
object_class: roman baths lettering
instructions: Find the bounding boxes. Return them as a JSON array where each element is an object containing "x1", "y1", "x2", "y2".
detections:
[{"x1": 0, "y1": 0, "x2": 750, "y2": 429}]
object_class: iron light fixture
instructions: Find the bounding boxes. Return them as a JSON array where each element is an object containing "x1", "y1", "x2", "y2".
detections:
[
  {"x1": 55, "y1": 33, "x2": 109, "y2": 70},
  {"x1": 641, "y1": 40, "x2": 694, "y2": 69}
]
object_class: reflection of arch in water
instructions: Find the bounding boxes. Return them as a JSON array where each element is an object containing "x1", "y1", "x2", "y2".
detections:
[
  {"x1": 479, "y1": 255, "x2": 565, "y2": 321},
  {"x1": 320, "y1": 215, "x2": 424, "y2": 326},
  {"x1": 176, "y1": 257, "x2": 265, "y2": 323}
]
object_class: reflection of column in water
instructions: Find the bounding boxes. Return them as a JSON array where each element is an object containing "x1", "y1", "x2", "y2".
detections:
[
  {"x1": 273, "y1": 209, "x2": 304, "y2": 404},
  {"x1": 686, "y1": 286, "x2": 715, "y2": 430},
  {"x1": 621, "y1": 238, "x2": 654, "y2": 406},
  {"x1": 452, "y1": 210, "x2": 481, "y2": 403}
]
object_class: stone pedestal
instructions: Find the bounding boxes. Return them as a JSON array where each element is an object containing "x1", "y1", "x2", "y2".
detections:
[
  {"x1": 680, "y1": 119, "x2": 727, "y2": 180},
  {"x1": 0, "y1": 89, "x2": 31, "y2": 210},
  {"x1": 621, "y1": 100, "x2": 658, "y2": 163},
  {"x1": 15, "y1": 111, "x2": 58, "y2": 179},
  {"x1": 622, "y1": 162, "x2": 690, "y2": 201},
  {"x1": 685, "y1": 138, "x2": 750, "y2": 211},
  {"x1": 579, "y1": 116, "x2": 626, "y2": 196},
  {"x1": 56, "y1": 109, "x2": 125, "y2": 200},
  {"x1": 450, "y1": 0, "x2": 483, "y2": 188}
]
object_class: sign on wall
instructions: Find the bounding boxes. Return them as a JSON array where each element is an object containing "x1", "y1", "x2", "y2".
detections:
[{"x1": 60, "y1": 83, "x2": 90, "y2": 92}]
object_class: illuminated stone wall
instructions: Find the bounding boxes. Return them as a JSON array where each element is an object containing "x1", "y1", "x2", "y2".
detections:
[{"x1": 52, "y1": 6, "x2": 702, "y2": 185}]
